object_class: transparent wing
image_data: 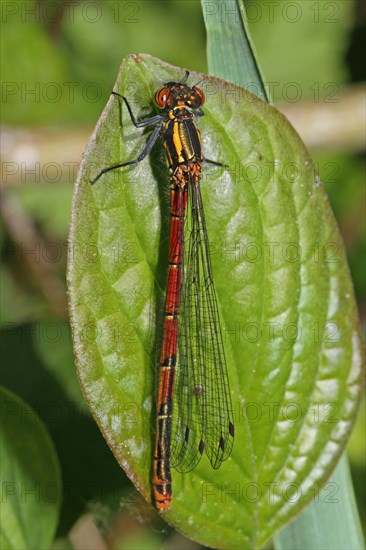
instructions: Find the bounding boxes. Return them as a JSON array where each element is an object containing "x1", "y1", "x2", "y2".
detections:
[{"x1": 171, "y1": 181, "x2": 234, "y2": 473}]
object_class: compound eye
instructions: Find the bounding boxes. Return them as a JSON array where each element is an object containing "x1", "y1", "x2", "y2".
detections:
[
  {"x1": 192, "y1": 86, "x2": 205, "y2": 107},
  {"x1": 155, "y1": 87, "x2": 170, "y2": 108}
]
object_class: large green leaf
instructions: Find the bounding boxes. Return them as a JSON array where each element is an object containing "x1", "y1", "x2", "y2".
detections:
[
  {"x1": 0, "y1": 387, "x2": 61, "y2": 549},
  {"x1": 67, "y1": 54, "x2": 363, "y2": 549}
]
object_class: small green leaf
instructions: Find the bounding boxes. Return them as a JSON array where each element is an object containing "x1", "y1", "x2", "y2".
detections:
[
  {"x1": 67, "y1": 54, "x2": 363, "y2": 549},
  {"x1": 0, "y1": 386, "x2": 62, "y2": 549}
]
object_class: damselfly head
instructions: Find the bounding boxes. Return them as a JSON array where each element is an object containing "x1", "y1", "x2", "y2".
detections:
[{"x1": 154, "y1": 82, "x2": 205, "y2": 110}]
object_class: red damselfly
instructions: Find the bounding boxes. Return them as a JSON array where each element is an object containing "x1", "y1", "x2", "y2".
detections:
[{"x1": 91, "y1": 71, "x2": 234, "y2": 511}]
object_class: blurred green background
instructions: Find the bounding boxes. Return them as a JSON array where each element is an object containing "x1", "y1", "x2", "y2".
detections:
[{"x1": 1, "y1": 0, "x2": 365, "y2": 548}]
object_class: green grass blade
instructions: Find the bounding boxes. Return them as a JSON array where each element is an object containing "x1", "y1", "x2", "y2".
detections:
[
  {"x1": 274, "y1": 453, "x2": 365, "y2": 549},
  {"x1": 201, "y1": 0, "x2": 268, "y2": 101}
]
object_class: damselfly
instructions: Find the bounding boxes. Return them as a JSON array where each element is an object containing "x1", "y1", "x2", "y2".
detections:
[{"x1": 91, "y1": 71, "x2": 234, "y2": 511}]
